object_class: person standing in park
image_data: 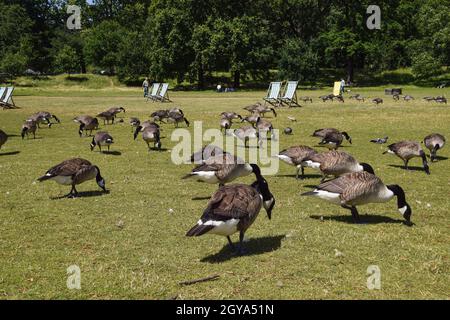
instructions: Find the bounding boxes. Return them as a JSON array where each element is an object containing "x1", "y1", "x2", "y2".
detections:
[
  {"x1": 142, "y1": 77, "x2": 149, "y2": 97},
  {"x1": 340, "y1": 78, "x2": 346, "y2": 95}
]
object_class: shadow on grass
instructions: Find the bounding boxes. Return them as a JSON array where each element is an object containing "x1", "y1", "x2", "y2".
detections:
[
  {"x1": 275, "y1": 174, "x2": 322, "y2": 180},
  {"x1": 148, "y1": 147, "x2": 168, "y2": 152},
  {"x1": 388, "y1": 164, "x2": 427, "y2": 172},
  {"x1": 431, "y1": 156, "x2": 448, "y2": 161},
  {"x1": 201, "y1": 235, "x2": 285, "y2": 263},
  {"x1": 192, "y1": 196, "x2": 211, "y2": 201},
  {"x1": 0, "y1": 151, "x2": 20, "y2": 156},
  {"x1": 310, "y1": 214, "x2": 411, "y2": 226},
  {"x1": 51, "y1": 190, "x2": 110, "y2": 200},
  {"x1": 101, "y1": 151, "x2": 122, "y2": 156}
]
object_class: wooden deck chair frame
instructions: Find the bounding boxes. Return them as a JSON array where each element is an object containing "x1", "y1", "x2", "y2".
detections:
[
  {"x1": 154, "y1": 83, "x2": 171, "y2": 103},
  {"x1": 263, "y1": 82, "x2": 282, "y2": 107},
  {"x1": 0, "y1": 87, "x2": 6, "y2": 102},
  {"x1": 147, "y1": 83, "x2": 161, "y2": 101},
  {"x1": 0, "y1": 87, "x2": 18, "y2": 109},
  {"x1": 279, "y1": 81, "x2": 301, "y2": 107}
]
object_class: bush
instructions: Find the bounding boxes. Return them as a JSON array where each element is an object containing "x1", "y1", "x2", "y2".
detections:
[
  {"x1": 412, "y1": 52, "x2": 443, "y2": 79},
  {"x1": 0, "y1": 52, "x2": 27, "y2": 76}
]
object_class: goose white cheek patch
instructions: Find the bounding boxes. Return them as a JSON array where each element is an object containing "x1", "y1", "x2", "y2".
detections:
[{"x1": 399, "y1": 206, "x2": 408, "y2": 215}]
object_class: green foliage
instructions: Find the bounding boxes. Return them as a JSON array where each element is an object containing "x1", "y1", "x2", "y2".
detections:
[
  {"x1": 412, "y1": 52, "x2": 443, "y2": 79},
  {"x1": 0, "y1": 51, "x2": 27, "y2": 76},
  {"x1": 278, "y1": 39, "x2": 319, "y2": 81},
  {"x1": 54, "y1": 45, "x2": 80, "y2": 75}
]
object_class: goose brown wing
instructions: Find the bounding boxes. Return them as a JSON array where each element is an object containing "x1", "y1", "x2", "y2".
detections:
[
  {"x1": 46, "y1": 158, "x2": 92, "y2": 177},
  {"x1": 201, "y1": 185, "x2": 261, "y2": 221}
]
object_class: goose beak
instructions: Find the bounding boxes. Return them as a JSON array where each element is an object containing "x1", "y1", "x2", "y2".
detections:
[{"x1": 264, "y1": 198, "x2": 275, "y2": 220}]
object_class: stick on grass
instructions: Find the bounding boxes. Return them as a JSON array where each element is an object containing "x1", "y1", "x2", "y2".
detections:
[{"x1": 179, "y1": 274, "x2": 220, "y2": 286}]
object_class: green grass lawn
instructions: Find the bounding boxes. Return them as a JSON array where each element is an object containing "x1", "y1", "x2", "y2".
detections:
[{"x1": 0, "y1": 86, "x2": 449, "y2": 299}]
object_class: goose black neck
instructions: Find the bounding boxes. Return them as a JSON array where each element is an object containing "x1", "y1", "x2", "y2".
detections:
[
  {"x1": 419, "y1": 150, "x2": 430, "y2": 174},
  {"x1": 94, "y1": 166, "x2": 102, "y2": 181},
  {"x1": 250, "y1": 164, "x2": 263, "y2": 180},
  {"x1": 387, "y1": 185, "x2": 406, "y2": 208},
  {"x1": 133, "y1": 126, "x2": 142, "y2": 140}
]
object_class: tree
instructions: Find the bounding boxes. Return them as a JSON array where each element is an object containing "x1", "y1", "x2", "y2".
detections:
[
  {"x1": 411, "y1": 52, "x2": 442, "y2": 79},
  {"x1": 83, "y1": 20, "x2": 123, "y2": 74},
  {"x1": 116, "y1": 31, "x2": 151, "y2": 83},
  {"x1": 55, "y1": 45, "x2": 80, "y2": 75},
  {"x1": 0, "y1": 52, "x2": 27, "y2": 77},
  {"x1": 278, "y1": 39, "x2": 319, "y2": 82}
]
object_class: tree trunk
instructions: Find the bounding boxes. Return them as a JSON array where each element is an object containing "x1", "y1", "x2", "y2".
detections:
[
  {"x1": 233, "y1": 70, "x2": 240, "y2": 89},
  {"x1": 346, "y1": 57, "x2": 354, "y2": 83}
]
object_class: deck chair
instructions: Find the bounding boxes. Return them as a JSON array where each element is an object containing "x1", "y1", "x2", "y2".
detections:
[
  {"x1": 333, "y1": 81, "x2": 341, "y2": 96},
  {"x1": 263, "y1": 82, "x2": 282, "y2": 107},
  {"x1": 0, "y1": 87, "x2": 6, "y2": 101},
  {"x1": 279, "y1": 81, "x2": 301, "y2": 107},
  {"x1": 0, "y1": 87, "x2": 17, "y2": 109},
  {"x1": 147, "y1": 83, "x2": 161, "y2": 101},
  {"x1": 154, "y1": 83, "x2": 171, "y2": 102}
]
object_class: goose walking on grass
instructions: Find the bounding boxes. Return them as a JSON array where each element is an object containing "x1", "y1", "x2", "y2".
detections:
[
  {"x1": 134, "y1": 125, "x2": 161, "y2": 152},
  {"x1": 183, "y1": 153, "x2": 261, "y2": 186},
  {"x1": 97, "y1": 111, "x2": 115, "y2": 125},
  {"x1": 0, "y1": 129, "x2": 8, "y2": 149},
  {"x1": 90, "y1": 132, "x2": 114, "y2": 152},
  {"x1": 37, "y1": 158, "x2": 106, "y2": 198},
  {"x1": 302, "y1": 171, "x2": 412, "y2": 224},
  {"x1": 186, "y1": 175, "x2": 275, "y2": 255},
  {"x1": 303, "y1": 150, "x2": 375, "y2": 182},
  {"x1": 74, "y1": 115, "x2": 99, "y2": 137},
  {"x1": 106, "y1": 107, "x2": 126, "y2": 117},
  {"x1": 423, "y1": 134, "x2": 446, "y2": 162},
  {"x1": 276, "y1": 146, "x2": 318, "y2": 179},
  {"x1": 383, "y1": 141, "x2": 430, "y2": 174},
  {"x1": 233, "y1": 125, "x2": 261, "y2": 148},
  {"x1": 167, "y1": 111, "x2": 190, "y2": 128},
  {"x1": 220, "y1": 112, "x2": 242, "y2": 121},
  {"x1": 28, "y1": 111, "x2": 60, "y2": 128}
]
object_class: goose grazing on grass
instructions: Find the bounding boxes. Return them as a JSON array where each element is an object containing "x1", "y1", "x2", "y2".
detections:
[
  {"x1": 186, "y1": 177, "x2": 275, "y2": 255},
  {"x1": 423, "y1": 133, "x2": 446, "y2": 162},
  {"x1": 135, "y1": 125, "x2": 161, "y2": 151},
  {"x1": 233, "y1": 125, "x2": 261, "y2": 148},
  {"x1": 91, "y1": 132, "x2": 114, "y2": 152},
  {"x1": 97, "y1": 111, "x2": 115, "y2": 125},
  {"x1": 220, "y1": 112, "x2": 242, "y2": 121},
  {"x1": 255, "y1": 117, "x2": 275, "y2": 140},
  {"x1": 312, "y1": 128, "x2": 352, "y2": 149},
  {"x1": 74, "y1": 116, "x2": 99, "y2": 137},
  {"x1": 150, "y1": 109, "x2": 169, "y2": 123},
  {"x1": 129, "y1": 117, "x2": 140, "y2": 132},
  {"x1": 241, "y1": 112, "x2": 261, "y2": 126},
  {"x1": 220, "y1": 118, "x2": 232, "y2": 133},
  {"x1": 190, "y1": 145, "x2": 225, "y2": 163},
  {"x1": 167, "y1": 111, "x2": 190, "y2": 128},
  {"x1": 435, "y1": 96, "x2": 447, "y2": 104},
  {"x1": 423, "y1": 96, "x2": 435, "y2": 102},
  {"x1": 183, "y1": 153, "x2": 260, "y2": 186},
  {"x1": 243, "y1": 102, "x2": 263, "y2": 113},
  {"x1": 403, "y1": 95, "x2": 414, "y2": 101},
  {"x1": 300, "y1": 96, "x2": 313, "y2": 103},
  {"x1": 303, "y1": 150, "x2": 375, "y2": 182},
  {"x1": 302, "y1": 172, "x2": 412, "y2": 224},
  {"x1": 276, "y1": 145, "x2": 318, "y2": 179},
  {"x1": 133, "y1": 121, "x2": 160, "y2": 139},
  {"x1": 0, "y1": 129, "x2": 8, "y2": 149},
  {"x1": 21, "y1": 120, "x2": 37, "y2": 139},
  {"x1": 383, "y1": 141, "x2": 430, "y2": 174},
  {"x1": 37, "y1": 158, "x2": 106, "y2": 198},
  {"x1": 370, "y1": 137, "x2": 389, "y2": 144},
  {"x1": 312, "y1": 128, "x2": 351, "y2": 142},
  {"x1": 372, "y1": 98, "x2": 383, "y2": 105}
]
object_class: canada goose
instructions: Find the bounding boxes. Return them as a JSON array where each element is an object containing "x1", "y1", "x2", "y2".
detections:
[
  {"x1": 370, "y1": 137, "x2": 389, "y2": 144},
  {"x1": 186, "y1": 177, "x2": 275, "y2": 255},
  {"x1": 303, "y1": 150, "x2": 375, "y2": 181},
  {"x1": 254, "y1": 105, "x2": 277, "y2": 117},
  {"x1": 191, "y1": 145, "x2": 225, "y2": 163},
  {"x1": 372, "y1": 98, "x2": 383, "y2": 105},
  {"x1": 220, "y1": 118, "x2": 232, "y2": 133},
  {"x1": 107, "y1": 107, "x2": 126, "y2": 117},
  {"x1": 21, "y1": 120, "x2": 37, "y2": 139},
  {"x1": 97, "y1": 111, "x2": 115, "y2": 125},
  {"x1": 28, "y1": 111, "x2": 60, "y2": 128},
  {"x1": 91, "y1": 132, "x2": 114, "y2": 152},
  {"x1": 283, "y1": 127, "x2": 293, "y2": 135},
  {"x1": 0, "y1": 129, "x2": 8, "y2": 149},
  {"x1": 435, "y1": 96, "x2": 447, "y2": 104},
  {"x1": 403, "y1": 95, "x2": 414, "y2": 101},
  {"x1": 349, "y1": 94, "x2": 361, "y2": 100},
  {"x1": 129, "y1": 117, "x2": 140, "y2": 132},
  {"x1": 183, "y1": 153, "x2": 260, "y2": 186},
  {"x1": 133, "y1": 121, "x2": 160, "y2": 139},
  {"x1": 393, "y1": 94, "x2": 400, "y2": 101},
  {"x1": 233, "y1": 125, "x2": 261, "y2": 147},
  {"x1": 255, "y1": 117, "x2": 275, "y2": 140},
  {"x1": 243, "y1": 102, "x2": 263, "y2": 113},
  {"x1": 319, "y1": 94, "x2": 333, "y2": 102},
  {"x1": 220, "y1": 112, "x2": 242, "y2": 121},
  {"x1": 276, "y1": 145, "x2": 318, "y2": 179},
  {"x1": 355, "y1": 95, "x2": 365, "y2": 102},
  {"x1": 168, "y1": 107, "x2": 184, "y2": 115},
  {"x1": 423, "y1": 96, "x2": 435, "y2": 102},
  {"x1": 383, "y1": 141, "x2": 430, "y2": 174},
  {"x1": 423, "y1": 133, "x2": 446, "y2": 162},
  {"x1": 135, "y1": 125, "x2": 161, "y2": 151},
  {"x1": 300, "y1": 96, "x2": 313, "y2": 103},
  {"x1": 167, "y1": 111, "x2": 190, "y2": 127},
  {"x1": 334, "y1": 95, "x2": 344, "y2": 103},
  {"x1": 241, "y1": 112, "x2": 261, "y2": 126},
  {"x1": 150, "y1": 110, "x2": 169, "y2": 123},
  {"x1": 313, "y1": 128, "x2": 352, "y2": 148},
  {"x1": 37, "y1": 158, "x2": 106, "y2": 198},
  {"x1": 74, "y1": 115, "x2": 99, "y2": 137},
  {"x1": 301, "y1": 171, "x2": 412, "y2": 224}
]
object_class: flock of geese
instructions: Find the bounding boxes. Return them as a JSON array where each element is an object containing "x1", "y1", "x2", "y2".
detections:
[{"x1": 0, "y1": 92, "x2": 447, "y2": 255}]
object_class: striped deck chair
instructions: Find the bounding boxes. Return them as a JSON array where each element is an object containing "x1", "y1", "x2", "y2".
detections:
[
  {"x1": 147, "y1": 83, "x2": 161, "y2": 101},
  {"x1": 154, "y1": 83, "x2": 171, "y2": 103},
  {"x1": 0, "y1": 87, "x2": 17, "y2": 109},
  {"x1": 279, "y1": 81, "x2": 301, "y2": 107},
  {"x1": 263, "y1": 82, "x2": 282, "y2": 107}
]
